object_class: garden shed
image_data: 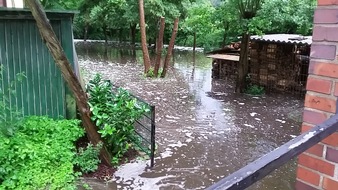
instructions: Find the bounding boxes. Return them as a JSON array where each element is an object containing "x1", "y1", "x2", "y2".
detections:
[
  {"x1": 209, "y1": 34, "x2": 311, "y2": 96},
  {"x1": 249, "y1": 34, "x2": 311, "y2": 96},
  {"x1": 0, "y1": 8, "x2": 78, "y2": 119}
]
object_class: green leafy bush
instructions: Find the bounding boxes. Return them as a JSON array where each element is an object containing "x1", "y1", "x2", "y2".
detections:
[
  {"x1": 74, "y1": 143, "x2": 102, "y2": 173},
  {"x1": 245, "y1": 84, "x2": 265, "y2": 96},
  {"x1": 0, "y1": 116, "x2": 84, "y2": 190},
  {"x1": 87, "y1": 74, "x2": 150, "y2": 165}
]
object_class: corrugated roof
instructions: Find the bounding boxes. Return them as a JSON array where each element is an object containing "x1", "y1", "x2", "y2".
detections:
[{"x1": 251, "y1": 34, "x2": 312, "y2": 45}]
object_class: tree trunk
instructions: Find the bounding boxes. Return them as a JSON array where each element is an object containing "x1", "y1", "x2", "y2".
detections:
[
  {"x1": 161, "y1": 18, "x2": 179, "y2": 78},
  {"x1": 84, "y1": 22, "x2": 89, "y2": 42},
  {"x1": 138, "y1": 0, "x2": 151, "y2": 74},
  {"x1": 193, "y1": 32, "x2": 196, "y2": 53},
  {"x1": 130, "y1": 23, "x2": 136, "y2": 48},
  {"x1": 154, "y1": 17, "x2": 165, "y2": 77},
  {"x1": 104, "y1": 26, "x2": 108, "y2": 46},
  {"x1": 24, "y1": 0, "x2": 111, "y2": 166},
  {"x1": 222, "y1": 22, "x2": 228, "y2": 48},
  {"x1": 236, "y1": 32, "x2": 250, "y2": 93}
]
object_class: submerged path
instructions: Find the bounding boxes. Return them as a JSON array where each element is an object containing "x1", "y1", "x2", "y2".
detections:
[{"x1": 77, "y1": 43, "x2": 303, "y2": 190}]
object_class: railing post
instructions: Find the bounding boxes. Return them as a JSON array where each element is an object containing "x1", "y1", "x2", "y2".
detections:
[{"x1": 150, "y1": 105, "x2": 156, "y2": 167}]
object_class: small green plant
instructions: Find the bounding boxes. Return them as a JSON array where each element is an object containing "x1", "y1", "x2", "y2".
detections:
[
  {"x1": 0, "y1": 67, "x2": 26, "y2": 137},
  {"x1": 145, "y1": 67, "x2": 155, "y2": 77},
  {"x1": 245, "y1": 84, "x2": 265, "y2": 95},
  {"x1": 244, "y1": 74, "x2": 265, "y2": 96},
  {"x1": 145, "y1": 67, "x2": 163, "y2": 78},
  {"x1": 74, "y1": 143, "x2": 102, "y2": 173},
  {"x1": 0, "y1": 116, "x2": 84, "y2": 190},
  {"x1": 82, "y1": 183, "x2": 93, "y2": 190},
  {"x1": 87, "y1": 74, "x2": 150, "y2": 165}
]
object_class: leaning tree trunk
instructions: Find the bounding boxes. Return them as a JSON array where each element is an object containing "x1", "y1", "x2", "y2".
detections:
[
  {"x1": 138, "y1": 0, "x2": 151, "y2": 74},
  {"x1": 236, "y1": 32, "x2": 250, "y2": 93},
  {"x1": 154, "y1": 17, "x2": 165, "y2": 77},
  {"x1": 161, "y1": 18, "x2": 179, "y2": 78},
  {"x1": 24, "y1": 0, "x2": 111, "y2": 166}
]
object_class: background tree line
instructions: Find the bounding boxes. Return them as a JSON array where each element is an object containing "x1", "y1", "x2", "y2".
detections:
[{"x1": 41, "y1": 0, "x2": 316, "y2": 51}]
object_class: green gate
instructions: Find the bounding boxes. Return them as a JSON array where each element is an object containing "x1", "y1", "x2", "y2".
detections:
[{"x1": 0, "y1": 9, "x2": 76, "y2": 119}]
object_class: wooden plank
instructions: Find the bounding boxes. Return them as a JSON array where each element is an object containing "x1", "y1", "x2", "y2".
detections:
[
  {"x1": 207, "y1": 114, "x2": 338, "y2": 190},
  {"x1": 207, "y1": 54, "x2": 240, "y2": 62}
]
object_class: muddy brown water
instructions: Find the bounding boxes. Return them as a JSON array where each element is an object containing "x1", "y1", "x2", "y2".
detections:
[{"x1": 76, "y1": 42, "x2": 303, "y2": 190}]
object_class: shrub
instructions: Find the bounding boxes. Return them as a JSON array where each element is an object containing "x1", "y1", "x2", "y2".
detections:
[
  {"x1": 74, "y1": 143, "x2": 102, "y2": 173},
  {"x1": 0, "y1": 116, "x2": 84, "y2": 190},
  {"x1": 87, "y1": 74, "x2": 150, "y2": 165}
]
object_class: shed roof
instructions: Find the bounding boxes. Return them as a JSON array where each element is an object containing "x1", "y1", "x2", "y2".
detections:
[
  {"x1": 251, "y1": 34, "x2": 312, "y2": 45},
  {"x1": 0, "y1": 8, "x2": 77, "y2": 19}
]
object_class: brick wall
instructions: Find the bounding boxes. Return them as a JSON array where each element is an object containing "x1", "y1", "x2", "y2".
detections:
[{"x1": 296, "y1": 0, "x2": 338, "y2": 189}]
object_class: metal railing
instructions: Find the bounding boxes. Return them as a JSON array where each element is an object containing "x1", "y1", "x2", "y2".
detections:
[
  {"x1": 110, "y1": 82, "x2": 156, "y2": 167},
  {"x1": 207, "y1": 114, "x2": 338, "y2": 190}
]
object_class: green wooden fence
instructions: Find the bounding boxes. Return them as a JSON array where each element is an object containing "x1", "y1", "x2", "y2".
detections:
[{"x1": 0, "y1": 8, "x2": 76, "y2": 119}]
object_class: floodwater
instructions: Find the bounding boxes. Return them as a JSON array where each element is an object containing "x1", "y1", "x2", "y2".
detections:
[{"x1": 76, "y1": 42, "x2": 303, "y2": 190}]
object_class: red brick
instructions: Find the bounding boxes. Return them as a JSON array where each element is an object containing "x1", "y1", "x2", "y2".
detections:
[
  {"x1": 306, "y1": 144, "x2": 324, "y2": 157},
  {"x1": 302, "y1": 125, "x2": 313, "y2": 133},
  {"x1": 334, "y1": 82, "x2": 338, "y2": 96},
  {"x1": 323, "y1": 177, "x2": 338, "y2": 190},
  {"x1": 304, "y1": 94, "x2": 337, "y2": 113},
  {"x1": 297, "y1": 166, "x2": 321, "y2": 186},
  {"x1": 326, "y1": 147, "x2": 338, "y2": 163},
  {"x1": 298, "y1": 154, "x2": 335, "y2": 176},
  {"x1": 309, "y1": 61, "x2": 338, "y2": 78},
  {"x1": 303, "y1": 109, "x2": 329, "y2": 125},
  {"x1": 322, "y1": 132, "x2": 338, "y2": 146},
  {"x1": 313, "y1": 26, "x2": 338, "y2": 42},
  {"x1": 314, "y1": 9, "x2": 338, "y2": 24},
  {"x1": 310, "y1": 45, "x2": 336, "y2": 60},
  {"x1": 295, "y1": 180, "x2": 319, "y2": 190},
  {"x1": 318, "y1": 0, "x2": 338, "y2": 5},
  {"x1": 306, "y1": 77, "x2": 332, "y2": 94}
]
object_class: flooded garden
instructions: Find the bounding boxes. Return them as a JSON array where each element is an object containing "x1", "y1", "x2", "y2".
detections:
[{"x1": 76, "y1": 42, "x2": 303, "y2": 190}]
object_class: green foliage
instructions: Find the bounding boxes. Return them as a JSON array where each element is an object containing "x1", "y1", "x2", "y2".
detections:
[
  {"x1": 87, "y1": 74, "x2": 150, "y2": 165},
  {"x1": 0, "y1": 68, "x2": 26, "y2": 137},
  {"x1": 74, "y1": 143, "x2": 102, "y2": 173},
  {"x1": 245, "y1": 84, "x2": 265, "y2": 96},
  {"x1": 0, "y1": 116, "x2": 84, "y2": 190},
  {"x1": 252, "y1": 0, "x2": 316, "y2": 35},
  {"x1": 47, "y1": 0, "x2": 315, "y2": 49},
  {"x1": 145, "y1": 67, "x2": 155, "y2": 78}
]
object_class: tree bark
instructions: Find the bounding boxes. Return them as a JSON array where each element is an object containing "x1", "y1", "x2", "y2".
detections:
[
  {"x1": 84, "y1": 22, "x2": 89, "y2": 42},
  {"x1": 154, "y1": 17, "x2": 165, "y2": 77},
  {"x1": 24, "y1": 0, "x2": 111, "y2": 166},
  {"x1": 130, "y1": 23, "x2": 137, "y2": 48},
  {"x1": 103, "y1": 26, "x2": 108, "y2": 46},
  {"x1": 236, "y1": 32, "x2": 250, "y2": 93},
  {"x1": 193, "y1": 32, "x2": 196, "y2": 53},
  {"x1": 138, "y1": 0, "x2": 151, "y2": 74},
  {"x1": 161, "y1": 18, "x2": 179, "y2": 78}
]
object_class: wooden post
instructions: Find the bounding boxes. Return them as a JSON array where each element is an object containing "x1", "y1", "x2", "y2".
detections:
[
  {"x1": 154, "y1": 17, "x2": 165, "y2": 77},
  {"x1": 138, "y1": 0, "x2": 151, "y2": 74},
  {"x1": 24, "y1": 0, "x2": 111, "y2": 166},
  {"x1": 236, "y1": 32, "x2": 250, "y2": 93},
  {"x1": 161, "y1": 18, "x2": 179, "y2": 78}
]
